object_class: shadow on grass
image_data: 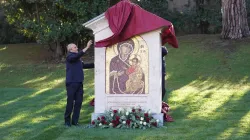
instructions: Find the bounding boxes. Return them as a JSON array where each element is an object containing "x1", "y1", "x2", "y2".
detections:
[
  {"x1": 0, "y1": 64, "x2": 65, "y2": 89},
  {"x1": 162, "y1": 38, "x2": 250, "y2": 139},
  {"x1": 0, "y1": 85, "x2": 94, "y2": 139},
  {"x1": 29, "y1": 125, "x2": 66, "y2": 140},
  {"x1": 166, "y1": 35, "x2": 250, "y2": 91},
  {"x1": 0, "y1": 64, "x2": 94, "y2": 90},
  {"x1": 167, "y1": 84, "x2": 250, "y2": 139}
]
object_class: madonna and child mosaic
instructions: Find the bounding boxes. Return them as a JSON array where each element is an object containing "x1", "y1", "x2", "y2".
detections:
[{"x1": 105, "y1": 36, "x2": 149, "y2": 94}]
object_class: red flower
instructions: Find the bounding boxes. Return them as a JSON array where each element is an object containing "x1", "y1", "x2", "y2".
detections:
[
  {"x1": 151, "y1": 122, "x2": 157, "y2": 127},
  {"x1": 90, "y1": 98, "x2": 95, "y2": 106},
  {"x1": 146, "y1": 118, "x2": 150, "y2": 123},
  {"x1": 92, "y1": 121, "x2": 95, "y2": 125},
  {"x1": 101, "y1": 116, "x2": 105, "y2": 120},
  {"x1": 135, "y1": 115, "x2": 140, "y2": 119},
  {"x1": 132, "y1": 109, "x2": 135, "y2": 112},
  {"x1": 138, "y1": 109, "x2": 142, "y2": 112},
  {"x1": 101, "y1": 120, "x2": 105, "y2": 124},
  {"x1": 112, "y1": 120, "x2": 116, "y2": 124},
  {"x1": 144, "y1": 113, "x2": 148, "y2": 117},
  {"x1": 112, "y1": 120, "x2": 119, "y2": 127},
  {"x1": 116, "y1": 116, "x2": 120, "y2": 121},
  {"x1": 115, "y1": 120, "x2": 119, "y2": 125},
  {"x1": 97, "y1": 117, "x2": 100, "y2": 120},
  {"x1": 113, "y1": 110, "x2": 118, "y2": 113},
  {"x1": 126, "y1": 120, "x2": 131, "y2": 125}
]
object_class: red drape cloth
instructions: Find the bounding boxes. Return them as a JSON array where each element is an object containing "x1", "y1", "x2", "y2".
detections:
[{"x1": 95, "y1": 0, "x2": 178, "y2": 48}]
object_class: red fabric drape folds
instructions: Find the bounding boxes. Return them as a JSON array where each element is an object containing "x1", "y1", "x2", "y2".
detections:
[{"x1": 95, "y1": 1, "x2": 178, "y2": 48}]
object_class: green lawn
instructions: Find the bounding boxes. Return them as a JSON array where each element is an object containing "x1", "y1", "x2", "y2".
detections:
[{"x1": 0, "y1": 35, "x2": 250, "y2": 140}]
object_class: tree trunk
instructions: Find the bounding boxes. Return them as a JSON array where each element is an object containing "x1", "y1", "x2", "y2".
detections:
[
  {"x1": 55, "y1": 41, "x2": 63, "y2": 60},
  {"x1": 221, "y1": 0, "x2": 250, "y2": 39},
  {"x1": 35, "y1": 3, "x2": 40, "y2": 23}
]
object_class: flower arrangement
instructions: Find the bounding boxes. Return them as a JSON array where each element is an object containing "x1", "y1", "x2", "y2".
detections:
[{"x1": 91, "y1": 107, "x2": 160, "y2": 129}]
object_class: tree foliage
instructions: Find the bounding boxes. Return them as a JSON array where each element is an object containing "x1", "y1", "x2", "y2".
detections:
[
  {"x1": 134, "y1": 0, "x2": 222, "y2": 34},
  {"x1": 2, "y1": 0, "x2": 250, "y2": 47},
  {"x1": 133, "y1": 0, "x2": 169, "y2": 19},
  {"x1": 2, "y1": 0, "x2": 108, "y2": 58}
]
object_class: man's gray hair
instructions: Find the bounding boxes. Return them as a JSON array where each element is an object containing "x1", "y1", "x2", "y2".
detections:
[{"x1": 67, "y1": 43, "x2": 75, "y2": 52}]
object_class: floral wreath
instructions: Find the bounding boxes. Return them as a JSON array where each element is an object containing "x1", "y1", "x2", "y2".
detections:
[{"x1": 91, "y1": 106, "x2": 160, "y2": 129}]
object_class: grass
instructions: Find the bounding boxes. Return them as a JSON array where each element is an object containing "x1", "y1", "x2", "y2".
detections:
[{"x1": 0, "y1": 35, "x2": 250, "y2": 140}]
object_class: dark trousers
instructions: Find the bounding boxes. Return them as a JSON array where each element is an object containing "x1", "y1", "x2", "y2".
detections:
[
  {"x1": 64, "y1": 82, "x2": 83, "y2": 124},
  {"x1": 162, "y1": 74, "x2": 166, "y2": 101}
]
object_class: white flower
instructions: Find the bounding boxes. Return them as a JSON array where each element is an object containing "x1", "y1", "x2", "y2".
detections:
[
  {"x1": 123, "y1": 121, "x2": 126, "y2": 124},
  {"x1": 109, "y1": 123, "x2": 113, "y2": 126},
  {"x1": 143, "y1": 122, "x2": 147, "y2": 125},
  {"x1": 156, "y1": 119, "x2": 159, "y2": 123},
  {"x1": 140, "y1": 121, "x2": 142, "y2": 124},
  {"x1": 140, "y1": 117, "x2": 144, "y2": 121},
  {"x1": 99, "y1": 123, "x2": 102, "y2": 126},
  {"x1": 111, "y1": 113, "x2": 114, "y2": 117},
  {"x1": 126, "y1": 112, "x2": 129, "y2": 116},
  {"x1": 148, "y1": 111, "x2": 151, "y2": 114},
  {"x1": 127, "y1": 108, "x2": 132, "y2": 113},
  {"x1": 118, "y1": 108, "x2": 123, "y2": 112}
]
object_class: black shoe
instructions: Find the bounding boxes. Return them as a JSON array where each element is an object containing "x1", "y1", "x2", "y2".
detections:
[
  {"x1": 64, "y1": 122, "x2": 71, "y2": 127},
  {"x1": 72, "y1": 122, "x2": 79, "y2": 126}
]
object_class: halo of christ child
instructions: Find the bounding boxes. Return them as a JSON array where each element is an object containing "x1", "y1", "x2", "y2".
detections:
[{"x1": 106, "y1": 37, "x2": 149, "y2": 94}]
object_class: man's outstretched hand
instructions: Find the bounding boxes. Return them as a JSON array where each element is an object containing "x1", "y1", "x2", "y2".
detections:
[{"x1": 83, "y1": 40, "x2": 93, "y2": 52}]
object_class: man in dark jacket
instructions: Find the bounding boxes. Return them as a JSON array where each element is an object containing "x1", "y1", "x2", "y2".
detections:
[
  {"x1": 64, "y1": 40, "x2": 94, "y2": 127},
  {"x1": 162, "y1": 46, "x2": 168, "y2": 101}
]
